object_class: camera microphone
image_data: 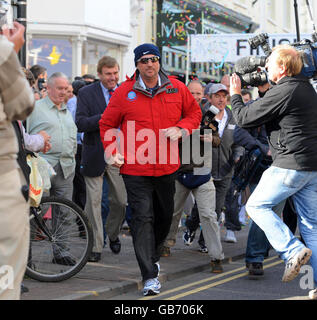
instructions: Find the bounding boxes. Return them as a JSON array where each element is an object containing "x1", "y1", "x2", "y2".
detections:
[{"x1": 234, "y1": 56, "x2": 267, "y2": 74}]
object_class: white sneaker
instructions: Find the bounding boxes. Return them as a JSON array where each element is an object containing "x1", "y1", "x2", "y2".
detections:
[
  {"x1": 224, "y1": 230, "x2": 237, "y2": 243},
  {"x1": 309, "y1": 288, "x2": 317, "y2": 300},
  {"x1": 143, "y1": 278, "x2": 161, "y2": 296}
]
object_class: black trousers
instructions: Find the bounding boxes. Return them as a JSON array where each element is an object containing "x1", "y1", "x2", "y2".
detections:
[
  {"x1": 72, "y1": 144, "x2": 86, "y2": 210},
  {"x1": 223, "y1": 180, "x2": 242, "y2": 231},
  {"x1": 122, "y1": 173, "x2": 176, "y2": 281}
]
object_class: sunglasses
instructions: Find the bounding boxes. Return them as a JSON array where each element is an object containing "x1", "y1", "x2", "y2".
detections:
[{"x1": 137, "y1": 56, "x2": 160, "y2": 64}]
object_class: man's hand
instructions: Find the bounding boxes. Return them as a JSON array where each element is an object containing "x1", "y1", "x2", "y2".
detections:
[
  {"x1": 107, "y1": 153, "x2": 124, "y2": 168},
  {"x1": 2, "y1": 22, "x2": 25, "y2": 53},
  {"x1": 200, "y1": 132, "x2": 213, "y2": 143},
  {"x1": 162, "y1": 127, "x2": 182, "y2": 141},
  {"x1": 38, "y1": 130, "x2": 50, "y2": 141},
  {"x1": 230, "y1": 73, "x2": 242, "y2": 96},
  {"x1": 41, "y1": 141, "x2": 51, "y2": 153},
  {"x1": 38, "y1": 130, "x2": 51, "y2": 153}
]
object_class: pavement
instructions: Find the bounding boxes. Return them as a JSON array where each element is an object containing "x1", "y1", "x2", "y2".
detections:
[{"x1": 21, "y1": 223, "x2": 250, "y2": 300}]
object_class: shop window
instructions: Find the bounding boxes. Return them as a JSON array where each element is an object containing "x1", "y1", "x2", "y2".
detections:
[
  {"x1": 82, "y1": 41, "x2": 120, "y2": 76},
  {"x1": 27, "y1": 38, "x2": 72, "y2": 78}
]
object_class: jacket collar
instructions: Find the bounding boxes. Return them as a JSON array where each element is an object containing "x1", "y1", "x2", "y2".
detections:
[
  {"x1": 276, "y1": 74, "x2": 310, "y2": 85},
  {"x1": 132, "y1": 68, "x2": 172, "y2": 97}
]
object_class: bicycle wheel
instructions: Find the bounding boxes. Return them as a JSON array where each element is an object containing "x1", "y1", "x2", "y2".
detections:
[{"x1": 26, "y1": 196, "x2": 93, "y2": 282}]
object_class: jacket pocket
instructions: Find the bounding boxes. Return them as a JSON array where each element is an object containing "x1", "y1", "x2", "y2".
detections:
[{"x1": 163, "y1": 95, "x2": 182, "y2": 120}]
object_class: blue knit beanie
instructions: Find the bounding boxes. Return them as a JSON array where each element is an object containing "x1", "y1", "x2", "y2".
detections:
[{"x1": 134, "y1": 43, "x2": 161, "y2": 66}]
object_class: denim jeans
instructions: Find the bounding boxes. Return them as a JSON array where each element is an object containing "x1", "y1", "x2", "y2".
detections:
[
  {"x1": 245, "y1": 183, "x2": 285, "y2": 264},
  {"x1": 246, "y1": 166, "x2": 317, "y2": 285}
]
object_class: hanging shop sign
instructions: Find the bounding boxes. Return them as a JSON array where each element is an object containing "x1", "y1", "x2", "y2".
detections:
[{"x1": 157, "y1": 12, "x2": 202, "y2": 47}]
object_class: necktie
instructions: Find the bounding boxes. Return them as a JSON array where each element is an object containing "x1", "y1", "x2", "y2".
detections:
[{"x1": 109, "y1": 89, "x2": 114, "y2": 100}]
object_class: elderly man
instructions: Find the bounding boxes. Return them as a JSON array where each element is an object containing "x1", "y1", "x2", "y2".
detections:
[
  {"x1": 99, "y1": 43, "x2": 201, "y2": 296},
  {"x1": 230, "y1": 44, "x2": 317, "y2": 300},
  {"x1": 187, "y1": 80, "x2": 204, "y2": 107},
  {"x1": 27, "y1": 72, "x2": 77, "y2": 266}
]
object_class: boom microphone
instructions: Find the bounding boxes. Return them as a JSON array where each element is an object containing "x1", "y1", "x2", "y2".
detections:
[{"x1": 234, "y1": 56, "x2": 267, "y2": 74}]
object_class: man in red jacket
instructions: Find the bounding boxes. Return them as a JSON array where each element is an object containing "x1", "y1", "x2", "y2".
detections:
[{"x1": 99, "y1": 43, "x2": 201, "y2": 296}]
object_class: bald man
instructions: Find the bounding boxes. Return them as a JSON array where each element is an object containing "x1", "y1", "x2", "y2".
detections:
[{"x1": 187, "y1": 80, "x2": 204, "y2": 107}]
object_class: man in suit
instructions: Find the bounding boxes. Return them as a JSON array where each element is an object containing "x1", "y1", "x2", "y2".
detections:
[{"x1": 76, "y1": 56, "x2": 127, "y2": 262}]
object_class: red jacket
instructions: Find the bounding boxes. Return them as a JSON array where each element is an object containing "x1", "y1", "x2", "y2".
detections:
[{"x1": 99, "y1": 71, "x2": 202, "y2": 177}]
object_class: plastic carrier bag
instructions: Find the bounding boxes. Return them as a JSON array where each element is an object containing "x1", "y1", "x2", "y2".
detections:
[
  {"x1": 27, "y1": 154, "x2": 43, "y2": 207},
  {"x1": 36, "y1": 155, "x2": 56, "y2": 192},
  {"x1": 27, "y1": 154, "x2": 56, "y2": 207}
]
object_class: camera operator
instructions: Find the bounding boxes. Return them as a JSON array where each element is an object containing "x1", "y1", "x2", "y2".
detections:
[
  {"x1": 230, "y1": 44, "x2": 317, "y2": 300},
  {"x1": 29, "y1": 64, "x2": 47, "y2": 100}
]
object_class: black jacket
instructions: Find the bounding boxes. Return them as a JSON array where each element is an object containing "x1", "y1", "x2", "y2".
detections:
[
  {"x1": 76, "y1": 81, "x2": 108, "y2": 177},
  {"x1": 231, "y1": 75, "x2": 317, "y2": 171}
]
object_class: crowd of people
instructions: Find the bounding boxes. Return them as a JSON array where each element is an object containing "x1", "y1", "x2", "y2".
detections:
[{"x1": 1, "y1": 22, "x2": 317, "y2": 300}]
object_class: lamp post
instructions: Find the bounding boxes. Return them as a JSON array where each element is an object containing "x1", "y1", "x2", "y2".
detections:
[{"x1": 15, "y1": 0, "x2": 27, "y2": 67}]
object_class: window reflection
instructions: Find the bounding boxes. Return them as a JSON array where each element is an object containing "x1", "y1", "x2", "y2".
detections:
[
  {"x1": 81, "y1": 41, "x2": 120, "y2": 76},
  {"x1": 28, "y1": 38, "x2": 72, "y2": 77}
]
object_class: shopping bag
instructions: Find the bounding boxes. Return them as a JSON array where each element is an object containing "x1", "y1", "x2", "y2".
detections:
[
  {"x1": 36, "y1": 155, "x2": 56, "y2": 193},
  {"x1": 27, "y1": 154, "x2": 43, "y2": 207}
]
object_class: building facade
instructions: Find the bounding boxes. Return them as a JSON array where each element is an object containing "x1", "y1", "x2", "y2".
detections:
[
  {"x1": 25, "y1": 0, "x2": 317, "y2": 82},
  {"x1": 26, "y1": 0, "x2": 136, "y2": 80},
  {"x1": 154, "y1": 0, "x2": 257, "y2": 83},
  {"x1": 212, "y1": 0, "x2": 317, "y2": 35}
]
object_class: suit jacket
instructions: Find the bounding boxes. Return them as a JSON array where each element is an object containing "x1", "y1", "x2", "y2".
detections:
[{"x1": 76, "y1": 81, "x2": 107, "y2": 177}]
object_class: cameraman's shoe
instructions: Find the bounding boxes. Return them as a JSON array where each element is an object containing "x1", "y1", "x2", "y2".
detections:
[
  {"x1": 282, "y1": 247, "x2": 312, "y2": 282},
  {"x1": 309, "y1": 288, "x2": 317, "y2": 300}
]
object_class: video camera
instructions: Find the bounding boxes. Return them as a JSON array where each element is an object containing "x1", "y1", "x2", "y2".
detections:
[
  {"x1": 200, "y1": 105, "x2": 219, "y2": 135},
  {"x1": 234, "y1": 0, "x2": 317, "y2": 87}
]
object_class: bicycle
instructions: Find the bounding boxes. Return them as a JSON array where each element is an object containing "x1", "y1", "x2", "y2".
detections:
[{"x1": 25, "y1": 196, "x2": 93, "y2": 282}]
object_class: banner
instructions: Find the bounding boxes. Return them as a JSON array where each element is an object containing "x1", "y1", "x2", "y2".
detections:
[
  {"x1": 157, "y1": 12, "x2": 202, "y2": 47},
  {"x1": 191, "y1": 33, "x2": 312, "y2": 63}
]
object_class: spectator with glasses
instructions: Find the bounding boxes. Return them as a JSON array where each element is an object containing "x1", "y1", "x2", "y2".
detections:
[{"x1": 99, "y1": 43, "x2": 201, "y2": 296}]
